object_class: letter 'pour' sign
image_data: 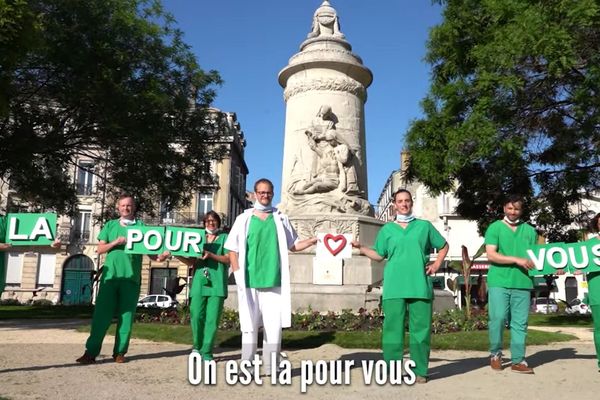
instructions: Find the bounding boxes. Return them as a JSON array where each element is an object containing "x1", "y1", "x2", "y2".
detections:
[{"x1": 125, "y1": 226, "x2": 204, "y2": 257}]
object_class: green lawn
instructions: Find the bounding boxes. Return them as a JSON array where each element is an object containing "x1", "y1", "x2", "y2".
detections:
[
  {"x1": 77, "y1": 323, "x2": 575, "y2": 352},
  {"x1": 0, "y1": 305, "x2": 94, "y2": 319},
  {"x1": 528, "y1": 313, "x2": 593, "y2": 327}
]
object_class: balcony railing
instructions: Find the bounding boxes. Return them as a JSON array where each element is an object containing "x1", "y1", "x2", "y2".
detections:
[
  {"x1": 142, "y1": 212, "x2": 206, "y2": 227},
  {"x1": 76, "y1": 183, "x2": 94, "y2": 196},
  {"x1": 70, "y1": 230, "x2": 91, "y2": 244}
]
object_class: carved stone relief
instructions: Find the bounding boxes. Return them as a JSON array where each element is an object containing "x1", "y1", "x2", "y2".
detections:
[{"x1": 285, "y1": 105, "x2": 371, "y2": 216}]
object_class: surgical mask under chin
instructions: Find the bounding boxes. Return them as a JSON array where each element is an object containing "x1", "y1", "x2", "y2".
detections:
[
  {"x1": 205, "y1": 228, "x2": 220, "y2": 235},
  {"x1": 120, "y1": 218, "x2": 136, "y2": 226},
  {"x1": 395, "y1": 213, "x2": 415, "y2": 223},
  {"x1": 254, "y1": 201, "x2": 273, "y2": 213},
  {"x1": 503, "y1": 215, "x2": 520, "y2": 226}
]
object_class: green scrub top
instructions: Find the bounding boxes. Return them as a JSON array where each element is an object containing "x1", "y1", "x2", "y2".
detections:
[
  {"x1": 0, "y1": 216, "x2": 6, "y2": 294},
  {"x1": 97, "y1": 219, "x2": 144, "y2": 284},
  {"x1": 190, "y1": 233, "x2": 229, "y2": 298},
  {"x1": 484, "y1": 220, "x2": 537, "y2": 289},
  {"x1": 373, "y1": 219, "x2": 447, "y2": 300},
  {"x1": 245, "y1": 214, "x2": 280, "y2": 288}
]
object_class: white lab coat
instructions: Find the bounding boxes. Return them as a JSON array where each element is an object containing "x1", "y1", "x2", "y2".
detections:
[{"x1": 224, "y1": 208, "x2": 298, "y2": 331}]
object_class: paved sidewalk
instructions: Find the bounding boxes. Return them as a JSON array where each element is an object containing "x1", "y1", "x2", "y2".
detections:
[{"x1": 0, "y1": 320, "x2": 598, "y2": 400}]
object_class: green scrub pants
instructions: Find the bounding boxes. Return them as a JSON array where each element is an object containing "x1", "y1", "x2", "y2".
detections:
[
  {"x1": 190, "y1": 295, "x2": 225, "y2": 360},
  {"x1": 382, "y1": 298, "x2": 432, "y2": 378},
  {"x1": 592, "y1": 305, "x2": 600, "y2": 369},
  {"x1": 488, "y1": 287, "x2": 530, "y2": 364},
  {"x1": 85, "y1": 279, "x2": 140, "y2": 358}
]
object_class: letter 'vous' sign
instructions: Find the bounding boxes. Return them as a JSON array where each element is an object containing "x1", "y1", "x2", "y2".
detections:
[
  {"x1": 5, "y1": 213, "x2": 57, "y2": 246},
  {"x1": 125, "y1": 226, "x2": 204, "y2": 257},
  {"x1": 526, "y1": 239, "x2": 600, "y2": 276}
]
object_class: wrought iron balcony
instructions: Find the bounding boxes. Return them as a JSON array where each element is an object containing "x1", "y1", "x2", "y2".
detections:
[{"x1": 142, "y1": 212, "x2": 205, "y2": 227}]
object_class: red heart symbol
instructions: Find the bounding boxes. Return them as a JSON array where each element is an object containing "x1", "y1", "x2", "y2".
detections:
[{"x1": 323, "y1": 234, "x2": 347, "y2": 257}]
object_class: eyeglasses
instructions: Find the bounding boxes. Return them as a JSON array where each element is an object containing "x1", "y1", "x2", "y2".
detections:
[
  {"x1": 256, "y1": 191, "x2": 273, "y2": 197},
  {"x1": 205, "y1": 219, "x2": 218, "y2": 224}
]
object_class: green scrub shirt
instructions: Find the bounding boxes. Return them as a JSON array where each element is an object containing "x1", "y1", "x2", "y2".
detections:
[
  {"x1": 484, "y1": 220, "x2": 537, "y2": 289},
  {"x1": 245, "y1": 214, "x2": 280, "y2": 288},
  {"x1": 373, "y1": 220, "x2": 446, "y2": 300}
]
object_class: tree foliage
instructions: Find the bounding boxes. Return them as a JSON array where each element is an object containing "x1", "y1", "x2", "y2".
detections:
[
  {"x1": 0, "y1": 0, "x2": 223, "y2": 217},
  {"x1": 406, "y1": 0, "x2": 600, "y2": 240}
]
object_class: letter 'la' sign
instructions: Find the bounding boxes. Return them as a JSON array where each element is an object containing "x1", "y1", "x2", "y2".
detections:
[
  {"x1": 526, "y1": 238, "x2": 600, "y2": 276},
  {"x1": 125, "y1": 226, "x2": 204, "y2": 257},
  {"x1": 5, "y1": 213, "x2": 57, "y2": 246}
]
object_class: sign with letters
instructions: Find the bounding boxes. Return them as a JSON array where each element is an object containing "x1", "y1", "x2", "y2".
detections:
[
  {"x1": 125, "y1": 225, "x2": 204, "y2": 257},
  {"x1": 5, "y1": 213, "x2": 57, "y2": 246},
  {"x1": 526, "y1": 238, "x2": 600, "y2": 276}
]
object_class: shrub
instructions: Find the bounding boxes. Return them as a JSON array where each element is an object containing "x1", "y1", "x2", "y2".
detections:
[
  {"x1": 0, "y1": 298, "x2": 21, "y2": 306},
  {"x1": 134, "y1": 305, "x2": 488, "y2": 334}
]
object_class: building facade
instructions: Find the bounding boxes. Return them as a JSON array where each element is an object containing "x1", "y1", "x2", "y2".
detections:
[{"x1": 1, "y1": 107, "x2": 249, "y2": 304}]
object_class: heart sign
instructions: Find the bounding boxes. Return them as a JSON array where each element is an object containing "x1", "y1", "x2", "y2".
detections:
[{"x1": 323, "y1": 234, "x2": 347, "y2": 257}]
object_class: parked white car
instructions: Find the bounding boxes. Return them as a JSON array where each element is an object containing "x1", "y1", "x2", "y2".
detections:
[
  {"x1": 564, "y1": 298, "x2": 591, "y2": 315},
  {"x1": 530, "y1": 297, "x2": 559, "y2": 314},
  {"x1": 137, "y1": 294, "x2": 178, "y2": 309}
]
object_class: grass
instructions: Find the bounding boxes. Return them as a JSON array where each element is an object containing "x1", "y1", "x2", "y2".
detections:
[
  {"x1": 0, "y1": 305, "x2": 94, "y2": 319},
  {"x1": 77, "y1": 323, "x2": 575, "y2": 352},
  {"x1": 0, "y1": 305, "x2": 581, "y2": 351},
  {"x1": 528, "y1": 313, "x2": 593, "y2": 327}
]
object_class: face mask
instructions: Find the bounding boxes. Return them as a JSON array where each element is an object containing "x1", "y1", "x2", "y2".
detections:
[
  {"x1": 120, "y1": 218, "x2": 136, "y2": 226},
  {"x1": 205, "y1": 228, "x2": 220, "y2": 235},
  {"x1": 503, "y1": 215, "x2": 520, "y2": 226},
  {"x1": 395, "y1": 214, "x2": 415, "y2": 223},
  {"x1": 254, "y1": 201, "x2": 273, "y2": 213}
]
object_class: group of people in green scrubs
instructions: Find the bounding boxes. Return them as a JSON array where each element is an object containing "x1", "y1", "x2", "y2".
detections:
[{"x1": 67, "y1": 185, "x2": 600, "y2": 381}]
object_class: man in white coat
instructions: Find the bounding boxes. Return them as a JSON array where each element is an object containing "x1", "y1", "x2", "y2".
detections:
[{"x1": 225, "y1": 178, "x2": 317, "y2": 374}]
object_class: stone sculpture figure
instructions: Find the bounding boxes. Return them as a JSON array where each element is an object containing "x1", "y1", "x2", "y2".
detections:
[
  {"x1": 307, "y1": 1, "x2": 345, "y2": 39},
  {"x1": 286, "y1": 105, "x2": 369, "y2": 215}
]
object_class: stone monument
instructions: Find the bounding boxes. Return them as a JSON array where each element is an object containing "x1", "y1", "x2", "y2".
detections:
[{"x1": 278, "y1": 1, "x2": 384, "y2": 311}]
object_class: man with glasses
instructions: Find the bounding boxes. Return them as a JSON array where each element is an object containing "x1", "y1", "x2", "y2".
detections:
[{"x1": 225, "y1": 178, "x2": 317, "y2": 375}]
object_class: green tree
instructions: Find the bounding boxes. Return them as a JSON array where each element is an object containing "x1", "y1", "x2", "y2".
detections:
[
  {"x1": 406, "y1": 0, "x2": 600, "y2": 241},
  {"x1": 0, "y1": 0, "x2": 223, "y2": 217}
]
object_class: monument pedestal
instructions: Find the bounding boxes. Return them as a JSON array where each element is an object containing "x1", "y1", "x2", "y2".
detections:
[{"x1": 289, "y1": 213, "x2": 385, "y2": 311}]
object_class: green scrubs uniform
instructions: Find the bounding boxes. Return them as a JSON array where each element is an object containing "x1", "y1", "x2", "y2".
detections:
[
  {"x1": 485, "y1": 220, "x2": 537, "y2": 364},
  {"x1": 245, "y1": 215, "x2": 280, "y2": 288},
  {"x1": 85, "y1": 219, "x2": 143, "y2": 358},
  {"x1": 373, "y1": 219, "x2": 446, "y2": 378},
  {"x1": 189, "y1": 232, "x2": 228, "y2": 360},
  {"x1": 587, "y1": 237, "x2": 600, "y2": 369}
]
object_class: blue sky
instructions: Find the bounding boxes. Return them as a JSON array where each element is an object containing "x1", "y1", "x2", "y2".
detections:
[{"x1": 162, "y1": 0, "x2": 443, "y2": 204}]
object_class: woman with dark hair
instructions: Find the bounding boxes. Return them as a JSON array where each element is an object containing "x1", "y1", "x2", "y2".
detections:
[
  {"x1": 586, "y1": 212, "x2": 600, "y2": 372},
  {"x1": 159, "y1": 210, "x2": 229, "y2": 360},
  {"x1": 352, "y1": 189, "x2": 449, "y2": 383}
]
